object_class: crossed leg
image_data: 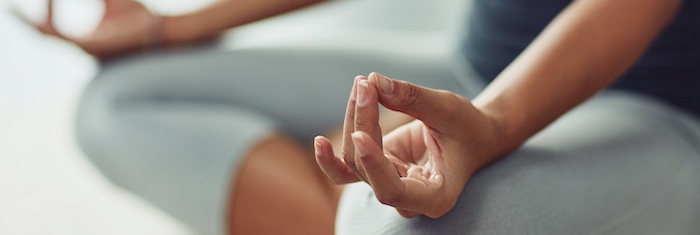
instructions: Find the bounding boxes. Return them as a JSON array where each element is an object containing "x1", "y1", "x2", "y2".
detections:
[{"x1": 228, "y1": 134, "x2": 342, "y2": 234}]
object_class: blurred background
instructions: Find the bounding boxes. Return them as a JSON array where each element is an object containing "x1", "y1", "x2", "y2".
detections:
[{"x1": 0, "y1": 0, "x2": 465, "y2": 234}]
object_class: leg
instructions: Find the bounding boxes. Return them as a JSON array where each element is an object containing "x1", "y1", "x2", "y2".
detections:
[
  {"x1": 229, "y1": 134, "x2": 341, "y2": 234},
  {"x1": 78, "y1": 98, "x2": 341, "y2": 235},
  {"x1": 78, "y1": 47, "x2": 481, "y2": 234},
  {"x1": 336, "y1": 92, "x2": 700, "y2": 234},
  {"x1": 94, "y1": 48, "x2": 480, "y2": 140},
  {"x1": 77, "y1": 101, "x2": 278, "y2": 235}
]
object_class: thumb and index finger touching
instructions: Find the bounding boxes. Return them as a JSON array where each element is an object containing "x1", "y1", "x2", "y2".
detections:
[
  {"x1": 368, "y1": 72, "x2": 454, "y2": 130},
  {"x1": 315, "y1": 74, "x2": 389, "y2": 184},
  {"x1": 358, "y1": 73, "x2": 463, "y2": 215},
  {"x1": 314, "y1": 72, "x2": 455, "y2": 183}
]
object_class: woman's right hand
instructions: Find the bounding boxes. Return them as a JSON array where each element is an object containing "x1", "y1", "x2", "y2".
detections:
[
  {"x1": 32, "y1": 0, "x2": 155, "y2": 58},
  {"x1": 315, "y1": 73, "x2": 507, "y2": 218}
]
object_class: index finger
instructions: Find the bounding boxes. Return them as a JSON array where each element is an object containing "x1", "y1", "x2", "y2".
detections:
[
  {"x1": 353, "y1": 78, "x2": 383, "y2": 181},
  {"x1": 342, "y1": 76, "x2": 368, "y2": 182},
  {"x1": 355, "y1": 75, "x2": 383, "y2": 144}
]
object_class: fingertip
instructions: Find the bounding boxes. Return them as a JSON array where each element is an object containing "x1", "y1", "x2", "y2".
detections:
[
  {"x1": 368, "y1": 72, "x2": 379, "y2": 80},
  {"x1": 352, "y1": 132, "x2": 386, "y2": 164},
  {"x1": 313, "y1": 136, "x2": 324, "y2": 156},
  {"x1": 314, "y1": 135, "x2": 361, "y2": 184},
  {"x1": 350, "y1": 76, "x2": 366, "y2": 101},
  {"x1": 313, "y1": 135, "x2": 327, "y2": 144},
  {"x1": 369, "y1": 72, "x2": 394, "y2": 95},
  {"x1": 313, "y1": 136, "x2": 333, "y2": 160},
  {"x1": 350, "y1": 131, "x2": 365, "y2": 139}
]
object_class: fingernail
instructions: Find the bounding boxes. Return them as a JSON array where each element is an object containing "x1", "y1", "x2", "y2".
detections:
[
  {"x1": 314, "y1": 138, "x2": 323, "y2": 155},
  {"x1": 351, "y1": 132, "x2": 368, "y2": 156},
  {"x1": 357, "y1": 81, "x2": 369, "y2": 107},
  {"x1": 375, "y1": 73, "x2": 394, "y2": 95},
  {"x1": 350, "y1": 77, "x2": 360, "y2": 101}
]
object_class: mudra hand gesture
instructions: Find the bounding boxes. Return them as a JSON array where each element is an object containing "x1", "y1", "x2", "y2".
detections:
[
  {"x1": 315, "y1": 73, "x2": 504, "y2": 218},
  {"x1": 30, "y1": 0, "x2": 155, "y2": 58}
]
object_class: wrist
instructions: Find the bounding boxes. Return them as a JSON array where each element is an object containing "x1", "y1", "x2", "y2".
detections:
[
  {"x1": 160, "y1": 13, "x2": 222, "y2": 46},
  {"x1": 473, "y1": 97, "x2": 523, "y2": 158},
  {"x1": 147, "y1": 14, "x2": 164, "y2": 48}
]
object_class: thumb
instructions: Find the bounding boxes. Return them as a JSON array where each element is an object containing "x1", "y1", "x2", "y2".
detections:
[{"x1": 368, "y1": 72, "x2": 457, "y2": 128}]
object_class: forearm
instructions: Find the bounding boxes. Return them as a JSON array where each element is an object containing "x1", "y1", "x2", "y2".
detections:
[
  {"x1": 472, "y1": 0, "x2": 682, "y2": 155},
  {"x1": 161, "y1": 0, "x2": 324, "y2": 45}
]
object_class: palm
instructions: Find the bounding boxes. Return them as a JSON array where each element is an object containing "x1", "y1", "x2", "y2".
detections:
[
  {"x1": 315, "y1": 73, "x2": 493, "y2": 218},
  {"x1": 90, "y1": 1, "x2": 151, "y2": 41},
  {"x1": 376, "y1": 120, "x2": 461, "y2": 217},
  {"x1": 383, "y1": 120, "x2": 445, "y2": 187},
  {"x1": 36, "y1": 0, "x2": 153, "y2": 57}
]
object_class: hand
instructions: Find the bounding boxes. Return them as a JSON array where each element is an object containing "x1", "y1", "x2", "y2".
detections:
[
  {"x1": 30, "y1": 0, "x2": 155, "y2": 58},
  {"x1": 315, "y1": 73, "x2": 505, "y2": 218}
]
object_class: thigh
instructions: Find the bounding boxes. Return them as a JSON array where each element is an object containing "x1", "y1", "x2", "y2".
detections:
[
  {"x1": 336, "y1": 92, "x2": 700, "y2": 235},
  {"x1": 76, "y1": 47, "x2": 477, "y2": 234},
  {"x1": 77, "y1": 101, "x2": 277, "y2": 235},
  {"x1": 228, "y1": 134, "x2": 339, "y2": 235},
  {"x1": 89, "y1": 48, "x2": 479, "y2": 141}
]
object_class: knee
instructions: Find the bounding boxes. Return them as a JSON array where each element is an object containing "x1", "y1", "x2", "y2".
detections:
[
  {"x1": 74, "y1": 73, "x2": 148, "y2": 181},
  {"x1": 75, "y1": 77, "x2": 122, "y2": 158}
]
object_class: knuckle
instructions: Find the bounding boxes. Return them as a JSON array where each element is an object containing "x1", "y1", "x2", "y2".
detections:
[
  {"x1": 375, "y1": 191, "x2": 402, "y2": 206},
  {"x1": 398, "y1": 81, "x2": 420, "y2": 109},
  {"x1": 354, "y1": 117, "x2": 371, "y2": 128}
]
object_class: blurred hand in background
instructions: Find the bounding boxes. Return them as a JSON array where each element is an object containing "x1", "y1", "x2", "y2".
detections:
[
  {"x1": 33, "y1": 0, "x2": 153, "y2": 58},
  {"x1": 25, "y1": 0, "x2": 324, "y2": 58}
]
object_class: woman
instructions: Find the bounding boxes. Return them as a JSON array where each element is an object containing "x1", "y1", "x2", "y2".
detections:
[
  {"x1": 38, "y1": 0, "x2": 700, "y2": 234},
  {"x1": 323, "y1": 0, "x2": 700, "y2": 233}
]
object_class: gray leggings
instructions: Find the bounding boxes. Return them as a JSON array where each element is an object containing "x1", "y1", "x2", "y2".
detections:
[
  {"x1": 76, "y1": 47, "x2": 474, "y2": 235},
  {"x1": 338, "y1": 92, "x2": 700, "y2": 234},
  {"x1": 76, "y1": 47, "x2": 700, "y2": 235}
]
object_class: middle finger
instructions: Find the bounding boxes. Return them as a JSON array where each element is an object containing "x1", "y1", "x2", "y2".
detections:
[
  {"x1": 342, "y1": 75, "x2": 368, "y2": 182},
  {"x1": 354, "y1": 75, "x2": 384, "y2": 179}
]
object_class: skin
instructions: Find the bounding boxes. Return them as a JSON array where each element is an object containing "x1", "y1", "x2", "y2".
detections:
[
  {"x1": 228, "y1": 134, "x2": 341, "y2": 234},
  {"x1": 228, "y1": 80, "x2": 413, "y2": 234},
  {"x1": 29, "y1": 0, "x2": 324, "y2": 58},
  {"x1": 316, "y1": 0, "x2": 683, "y2": 218},
  {"x1": 30, "y1": 0, "x2": 685, "y2": 233}
]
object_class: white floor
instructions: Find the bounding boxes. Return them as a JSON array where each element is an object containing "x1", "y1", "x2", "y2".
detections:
[{"x1": 0, "y1": 0, "x2": 466, "y2": 234}]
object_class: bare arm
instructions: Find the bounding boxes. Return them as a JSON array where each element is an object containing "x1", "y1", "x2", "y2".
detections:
[
  {"x1": 315, "y1": 0, "x2": 684, "y2": 218},
  {"x1": 30, "y1": 0, "x2": 325, "y2": 57},
  {"x1": 162, "y1": 0, "x2": 325, "y2": 45},
  {"x1": 474, "y1": 0, "x2": 683, "y2": 155}
]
